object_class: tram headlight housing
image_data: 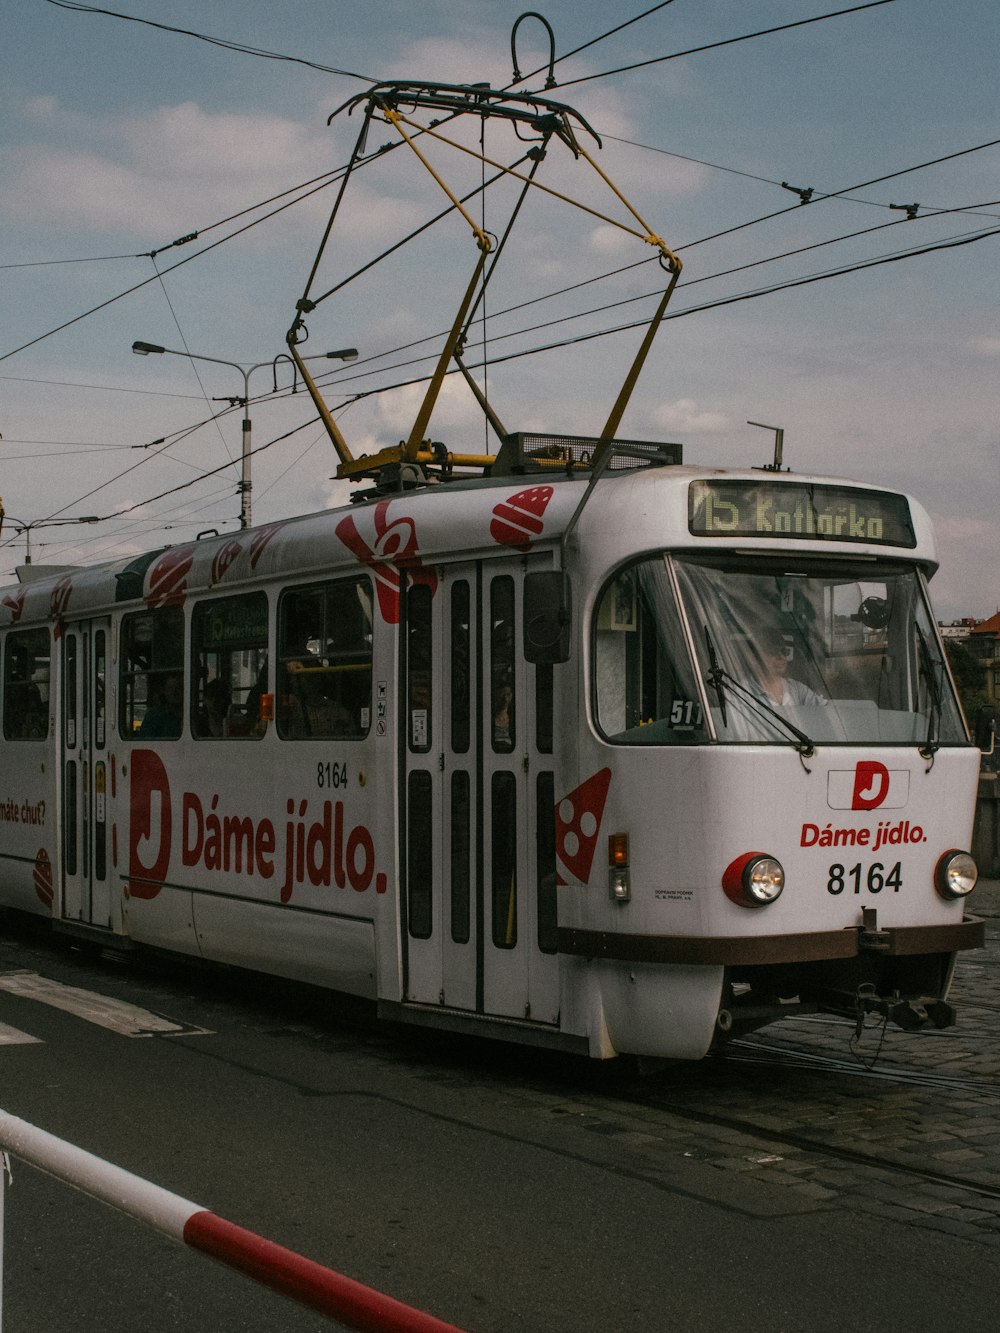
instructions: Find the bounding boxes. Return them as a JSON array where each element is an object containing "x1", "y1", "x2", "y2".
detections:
[
  {"x1": 723, "y1": 852, "x2": 785, "y2": 909},
  {"x1": 934, "y1": 850, "x2": 978, "y2": 900},
  {"x1": 608, "y1": 832, "x2": 631, "y2": 902}
]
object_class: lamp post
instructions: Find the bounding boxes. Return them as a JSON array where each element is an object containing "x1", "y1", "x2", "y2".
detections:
[
  {"x1": 131, "y1": 342, "x2": 358, "y2": 529},
  {"x1": 0, "y1": 514, "x2": 101, "y2": 565}
]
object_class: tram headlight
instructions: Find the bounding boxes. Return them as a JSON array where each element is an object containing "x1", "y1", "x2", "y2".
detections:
[
  {"x1": 934, "y1": 850, "x2": 978, "y2": 900},
  {"x1": 723, "y1": 852, "x2": 785, "y2": 909}
]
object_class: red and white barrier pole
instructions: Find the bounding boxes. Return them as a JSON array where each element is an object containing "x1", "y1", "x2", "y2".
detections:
[{"x1": 0, "y1": 1110, "x2": 465, "y2": 1333}]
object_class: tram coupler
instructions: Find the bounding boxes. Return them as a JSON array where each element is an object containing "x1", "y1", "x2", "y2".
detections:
[
  {"x1": 853, "y1": 986, "x2": 957, "y2": 1034},
  {"x1": 857, "y1": 907, "x2": 892, "y2": 953}
]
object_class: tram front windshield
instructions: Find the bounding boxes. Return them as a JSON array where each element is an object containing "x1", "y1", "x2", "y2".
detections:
[{"x1": 593, "y1": 555, "x2": 966, "y2": 747}]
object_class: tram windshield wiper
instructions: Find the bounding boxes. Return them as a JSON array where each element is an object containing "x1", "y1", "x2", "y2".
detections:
[
  {"x1": 915, "y1": 625, "x2": 941, "y2": 759},
  {"x1": 703, "y1": 626, "x2": 815, "y2": 757},
  {"x1": 703, "y1": 626, "x2": 728, "y2": 726}
]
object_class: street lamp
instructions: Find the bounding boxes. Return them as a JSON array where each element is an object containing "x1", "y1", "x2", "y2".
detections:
[
  {"x1": 131, "y1": 342, "x2": 359, "y2": 529},
  {"x1": 0, "y1": 513, "x2": 100, "y2": 565}
]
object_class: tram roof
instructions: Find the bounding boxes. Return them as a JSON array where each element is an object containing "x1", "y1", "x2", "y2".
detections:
[{"x1": 0, "y1": 455, "x2": 936, "y2": 629}]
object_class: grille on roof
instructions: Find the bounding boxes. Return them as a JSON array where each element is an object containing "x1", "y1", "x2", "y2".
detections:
[{"x1": 492, "y1": 432, "x2": 682, "y2": 475}]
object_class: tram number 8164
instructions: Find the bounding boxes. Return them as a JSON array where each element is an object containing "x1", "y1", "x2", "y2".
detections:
[
  {"x1": 317, "y1": 761, "x2": 349, "y2": 789},
  {"x1": 827, "y1": 862, "x2": 902, "y2": 895}
]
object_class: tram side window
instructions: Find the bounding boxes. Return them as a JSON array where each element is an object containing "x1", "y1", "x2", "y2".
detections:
[
  {"x1": 406, "y1": 582, "x2": 433, "y2": 754},
  {"x1": 278, "y1": 578, "x2": 372, "y2": 740},
  {"x1": 408, "y1": 770, "x2": 433, "y2": 939},
  {"x1": 594, "y1": 561, "x2": 708, "y2": 745},
  {"x1": 450, "y1": 580, "x2": 471, "y2": 754},
  {"x1": 3, "y1": 628, "x2": 50, "y2": 741},
  {"x1": 536, "y1": 771, "x2": 557, "y2": 953},
  {"x1": 491, "y1": 576, "x2": 516, "y2": 753},
  {"x1": 120, "y1": 608, "x2": 184, "y2": 739},
  {"x1": 192, "y1": 592, "x2": 269, "y2": 739},
  {"x1": 535, "y1": 663, "x2": 553, "y2": 755},
  {"x1": 491, "y1": 772, "x2": 517, "y2": 948}
]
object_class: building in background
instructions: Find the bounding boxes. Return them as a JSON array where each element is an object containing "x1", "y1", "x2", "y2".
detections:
[{"x1": 968, "y1": 613, "x2": 1000, "y2": 707}]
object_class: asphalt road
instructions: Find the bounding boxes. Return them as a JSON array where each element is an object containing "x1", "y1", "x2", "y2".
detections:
[{"x1": 0, "y1": 897, "x2": 998, "y2": 1333}]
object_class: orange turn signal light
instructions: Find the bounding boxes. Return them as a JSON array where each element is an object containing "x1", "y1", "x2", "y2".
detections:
[{"x1": 608, "y1": 833, "x2": 629, "y2": 868}]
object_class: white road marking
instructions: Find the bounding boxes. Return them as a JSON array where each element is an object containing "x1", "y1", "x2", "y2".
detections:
[
  {"x1": 0, "y1": 972, "x2": 212, "y2": 1038},
  {"x1": 0, "y1": 1020, "x2": 43, "y2": 1046}
]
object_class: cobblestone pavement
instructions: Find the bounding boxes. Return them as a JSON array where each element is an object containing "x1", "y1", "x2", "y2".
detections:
[{"x1": 555, "y1": 880, "x2": 1000, "y2": 1247}]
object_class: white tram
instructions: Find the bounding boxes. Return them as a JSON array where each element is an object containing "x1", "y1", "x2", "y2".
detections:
[
  {"x1": 0, "y1": 437, "x2": 984, "y2": 1058},
  {"x1": 0, "y1": 71, "x2": 985, "y2": 1057}
]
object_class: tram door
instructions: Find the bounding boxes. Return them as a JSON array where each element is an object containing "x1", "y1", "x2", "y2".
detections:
[
  {"x1": 403, "y1": 561, "x2": 560, "y2": 1025},
  {"x1": 60, "y1": 619, "x2": 112, "y2": 929}
]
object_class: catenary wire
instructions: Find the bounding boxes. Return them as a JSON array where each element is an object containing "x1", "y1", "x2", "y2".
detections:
[
  {"x1": 552, "y1": 1, "x2": 904, "y2": 90},
  {"x1": 12, "y1": 162, "x2": 996, "y2": 531},
  {"x1": 9, "y1": 46, "x2": 999, "y2": 526},
  {"x1": 306, "y1": 222, "x2": 1000, "y2": 411},
  {"x1": 509, "y1": 1, "x2": 678, "y2": 89},
  {"x1": 0, "y1": 166, "x2": 349, "y2": 364},
  {"x1": 276, "y1": 195, "x2": 997, "y2": 398},
  {"x1": 30, "y1": 220, "x2": 999, "y2": 532},
  {"x1": 603, "y1": 135, "x2": 1000, "y2": 221},
  {"x1": 43, "y1": 1, "x2": 374, "y2": 84},
  {"x1": 149, "y1": 254, "x2": 237, "y2": 468},
  {"x1": 1, "y1": 253, "x2": 145, "y2": 270}
]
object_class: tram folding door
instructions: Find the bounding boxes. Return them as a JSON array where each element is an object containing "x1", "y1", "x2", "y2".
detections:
[
  {"x1": 402, "y1": 560, "x2": 559, "y2": 1026},
  {"x1": 61, "y1": 619, "x2": 112, "y2": 929}
]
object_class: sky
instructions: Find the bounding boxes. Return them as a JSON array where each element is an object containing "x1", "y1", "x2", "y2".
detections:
[{"x1": 1, "y1": 0, "x2": 998, "y2": 620}]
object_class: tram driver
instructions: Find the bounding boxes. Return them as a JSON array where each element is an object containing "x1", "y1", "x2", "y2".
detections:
[{"x1": 744, "y1": 625, "x2": 826, "y2": 709}]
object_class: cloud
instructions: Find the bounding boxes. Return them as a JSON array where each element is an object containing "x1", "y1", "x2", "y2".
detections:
[
  {"x1": 589, "y1": 225, "x2": 634, "y2": 256},
  {"x1": 370, "y1": 371, "x2": 484, "y2": 440},
  {"x1": 651, "y1": 397, "x2": 729, "y2": 433},
  {"x1": 22, "y1": 95, "x2": 58, "y2": 121},
  {"x1": 924, "y1": 513, "x2": 1000, "y2": 620},
  {"x1": 1, "y1": 99, "x2": 332, "y2": 238}
]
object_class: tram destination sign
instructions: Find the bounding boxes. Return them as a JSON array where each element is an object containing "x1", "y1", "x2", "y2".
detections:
[{"x1": 688, "y1": 480, "x2": 916, "y2": 548}]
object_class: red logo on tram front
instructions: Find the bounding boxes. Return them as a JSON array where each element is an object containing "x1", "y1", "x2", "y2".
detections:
[
  {"x1": 852, "y1": 761, "x2": 891, "y2": 810},
  {"x1": 827, "y1": 763, "x2": 909, "y2": 811},
  {"x1": 555, "y1": 768, "x2": 612, "y2": 887},
  {"x1": 335, "y1": 500, "x2": 437, "y2": 624}
]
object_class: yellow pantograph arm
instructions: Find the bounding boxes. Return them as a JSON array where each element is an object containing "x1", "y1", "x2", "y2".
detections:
[
  {"x1": 572, "y1": 141, "x2": 682, "y2": 274},
  {"x1": 383, "y1": 109, "x2": 676, "y2": 256},
  {"x1": 381, "y1": 107, "x2": 492, "y2": 252}
]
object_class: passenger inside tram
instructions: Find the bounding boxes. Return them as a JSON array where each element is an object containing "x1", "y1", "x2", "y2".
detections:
[
  {"x1": 283, "y1": 665, "x2": 351, "y2": 737},
  {"x1": 196, "y1": 677, "x2": 231, "y2": 737},
  {"x1": 138, "y1": 671, "x2": 183, "y2": 738}
]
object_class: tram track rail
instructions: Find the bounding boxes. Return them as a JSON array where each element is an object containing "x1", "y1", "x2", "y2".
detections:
[
  {"x1": 721, "y1": 1035, "x2": 1000, "y2": 1094},
  {"x1": 621, "y1": 1082, "x2": 1000, "y2": 1208}
]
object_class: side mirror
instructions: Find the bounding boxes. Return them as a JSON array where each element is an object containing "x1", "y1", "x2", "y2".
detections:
[
  {"x1": 974, "y1": 706, "x2": 997, "y2": 755},
  {"x1": 523, "y1": 571, "x2": 571, "y2": 664}
]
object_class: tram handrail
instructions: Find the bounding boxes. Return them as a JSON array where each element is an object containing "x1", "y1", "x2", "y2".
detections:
[{"x1": 0, "y1": 1108, "x2": 465, "y2": 1333}]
